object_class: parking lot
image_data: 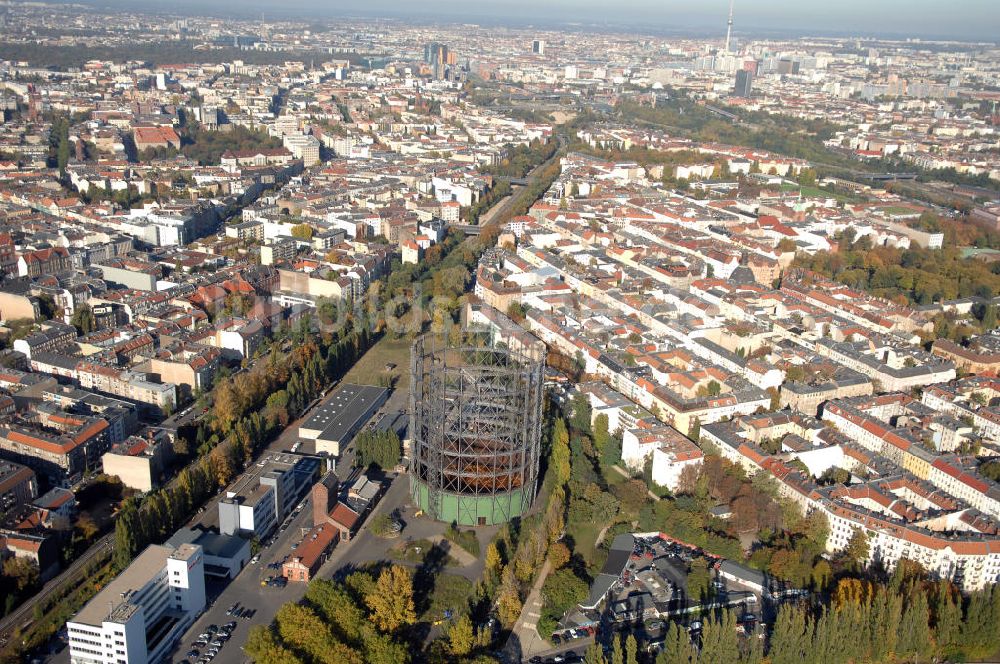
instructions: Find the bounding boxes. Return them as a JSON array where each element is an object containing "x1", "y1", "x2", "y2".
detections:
[
  {"x1": 171, "y1": 489, "x2": 318, "y2": 664},
  {"x1": 169, "y1": 388, "x2": 412, "y2": 664},
  {"x1": 541, "y1": 534, "x2": 774, "y2": 658},
  {"x1": 41, "y1": 383, "x2": 426, "y2": 664}
]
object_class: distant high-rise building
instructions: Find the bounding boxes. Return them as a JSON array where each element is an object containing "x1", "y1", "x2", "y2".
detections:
[
  {"x1": 532, "y1": 39, "x2": 545, "y2": 55},
  {"x1": 777, "y1": 58, "x2": 798, "y2": 76},
  {"x1": 734, "y1": 69, "x2": 753, "y2": 97},
  {"x1": 424, "y1": 42, "x2": 450, "y2": 79},
  {"x1": 424, "y1": 42, "x2": 448, "y2": 65},
  {"x1": 724, "y1": 0, "x2": 734, "y2": 52}
]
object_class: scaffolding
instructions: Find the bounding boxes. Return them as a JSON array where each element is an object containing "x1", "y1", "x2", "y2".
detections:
[{"x1": 409, "y1": 333, "x2": 544, "y2": 526}]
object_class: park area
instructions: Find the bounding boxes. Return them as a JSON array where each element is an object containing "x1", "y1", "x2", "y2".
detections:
[{"x1": 341, "y1": 335, "x2": 412, "y2": 390}]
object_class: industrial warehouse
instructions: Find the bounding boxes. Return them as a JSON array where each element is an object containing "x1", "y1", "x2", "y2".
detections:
[{"x1": 297, "y1": 383, "x2": 389, "y2": 457}]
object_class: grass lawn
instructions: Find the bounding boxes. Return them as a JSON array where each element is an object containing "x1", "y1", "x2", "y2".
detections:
[
  {"x1": 601, "y1": 464, "x2": 629, "y2": 488},
  {"x1": 420, "y1": 573, "x2": 475, "y2": 621},
  {"x1": 390, "y1": 538, "x2": 458, "y2": 567},
  {"x1": 443, "y1": 525, "x2": 481, "y2": 558},
  {"x1": 878, "y1": 205, "x2": 920, "y2": 216},
  {"x1": 567, "y1": 520, "x2": 603, "y2": 570},
  {"x1": 799, "y1": 185, "x2": 860, "y2": 203},
  {"x1": 341, "y1": 334, "x2": 413, "y2": 391}
]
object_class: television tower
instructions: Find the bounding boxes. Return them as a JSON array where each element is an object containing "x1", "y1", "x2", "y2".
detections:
[{"x1": 724, "y1": 0, "x2": 734, "y2": 53}]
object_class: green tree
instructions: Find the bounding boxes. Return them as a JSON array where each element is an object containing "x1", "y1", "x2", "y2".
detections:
[
  {"x1": 624, "y1": 633, "x2": 638, "y2": 664},
  {"x1": 657, "y1": 622, "x2": 696, "y2": 664},
  {"x1": 448, "y1": 615, "x2": 475, "y2": 657},
  {"x1": 359, "y1": 625, "x2": 410, "y2": 664},
  {"x1": 244, "y1": 625, "x2": 304, "y2": 664},
  {"x1": 583, "y1": 643, "x2": 608, "y2": 664},
  {"x1": 365, "y1": 565, "x2": 416, "y2": 632},
  {"x1": 275, "y1": 603, "x2": 360, "y2": 664},
  {"x1": 570, "y1": 392, "x2": 592, "y2": 433},
  {"x1": 71, "y1": 304, "x2": 97, "y2": 334},
  {"x1": 291, "y1": 223, "x2": 314, "y2": 240},
  {"x1": 305, "y1": 578, "x2": 366, "y2": 643},
  {"x1": 2, "y1": 557, "x2": 39, "y2": 592},
  {"x1": 113, "y1": 496, "x2": 148, "y2": 570},
  {"x1": 354, "y1": 430, "x2": 401, "y2": 469},
  {"x1": 982, "y1": 304, "x2": 998, "y2": 330},
  {"x1": 593, "y1": 413, "x2": 611, "y2": 457},
  {"x1": 610, "y1": 635, "x2": 624, "y2": 664},
  {"x1": 699, "y1": 610, "x2": 739, "y2": 664},
  {"x1": 769, "y1": 605, "x2": 811, "y2": 664},
  {"x1": 686, "y1": 556, "x2": 712, "y2": 603},
  {"x1": 541, "y1": 568, "x2": 589, "y2": 624},
  {"x1": 843, "y1": 527, "x2": 870, "y2": 571},
  {"x1": 896, "y1": 590, "x2": 931, "y2": 662},
  {"x1": 931, "y1": 581, "x2": 962, "y2": 658},
  {"x1": 688, "y1": 417, "x2": 701, "y2": 442},
  {"x1": 551, "y1": 418, "x2": 571, "y2": 486},
  {"x1": 958, "y1": 585, "x2": 1000, "y2": 660}
]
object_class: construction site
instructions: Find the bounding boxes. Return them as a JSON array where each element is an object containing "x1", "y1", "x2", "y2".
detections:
[{"x1": 409, "y1": 333, "x2": 545, "y2": 527}]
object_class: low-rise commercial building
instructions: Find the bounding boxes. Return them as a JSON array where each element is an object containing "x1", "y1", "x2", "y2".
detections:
[
  {"x1": 218, "y1": 453, "x2": 319, "y2": 539},
  {"x1": 166, "y1": 528, "x2": 250, "y2": 579},
  {"x1": 282, "y1": 522, "x2": 338, "y2": 582},
  {"x1": 298, "y1": 384, "x2": 388, "y2": 456}
]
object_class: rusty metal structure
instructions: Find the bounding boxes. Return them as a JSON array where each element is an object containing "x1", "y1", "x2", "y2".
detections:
[{"x1": 409, "y1": 333, "x2": 544, "y2": 526}]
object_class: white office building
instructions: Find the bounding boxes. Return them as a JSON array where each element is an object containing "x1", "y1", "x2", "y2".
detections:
[{"x1": 67, "y1": 544, "x2": 206, "y2": 664}]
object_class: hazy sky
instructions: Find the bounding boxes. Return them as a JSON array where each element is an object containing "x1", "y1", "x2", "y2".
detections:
[{"x1": 88, "y1": 0, "x2": 1000, "y2": 41}]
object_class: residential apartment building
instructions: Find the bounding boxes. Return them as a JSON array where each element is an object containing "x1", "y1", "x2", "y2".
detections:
[{"x1": 0, "y1": 459, "x2": 38, "y2": 514}]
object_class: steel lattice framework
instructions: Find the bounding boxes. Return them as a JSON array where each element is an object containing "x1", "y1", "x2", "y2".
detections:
[{"x1": 409, "y1": 333, "x2": 544, "y2": 526}]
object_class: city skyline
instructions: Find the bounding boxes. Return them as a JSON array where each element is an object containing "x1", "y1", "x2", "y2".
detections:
[
  {"x1": 0, "y1": 3, "x2": 999, "y2": 664},
  {"x1": 63, "y1": 0, "x2": 1000, "y2": 41}
]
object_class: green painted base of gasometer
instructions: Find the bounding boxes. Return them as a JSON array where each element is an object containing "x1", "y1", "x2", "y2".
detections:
[{"x1": 410, "y1": 478, "x2": 533, "y2": 526}]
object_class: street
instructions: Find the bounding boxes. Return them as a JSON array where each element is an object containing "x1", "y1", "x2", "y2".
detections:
[
  {"x1": 170, "y1": 490, "x2": 317, "y2": 664},
  {"x1": 169, "y1": 386, "x2": 412, "y2": 664}
]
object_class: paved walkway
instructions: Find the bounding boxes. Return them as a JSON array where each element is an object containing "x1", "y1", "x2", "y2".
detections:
[
  {"x1": 611, "y1": 464, "x2": 662, "y2": 501},
  {"x1": 427, "y1": 536, "x2": 478, "y2": 567},
  {"x1": 506, "y1": 558, "x2": 553, "y2": 659}
]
